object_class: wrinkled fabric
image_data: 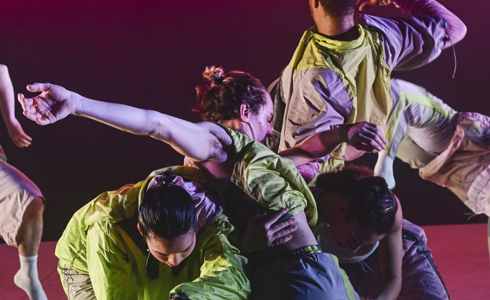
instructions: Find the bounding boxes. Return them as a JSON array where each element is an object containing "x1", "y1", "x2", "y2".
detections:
[
  {"x1": 221, "y1": 125, "x2": 318, "y2": 227},
  {"x1": 270, "y1": 25, "x2": 392, "y2": 160},
  {"x1": 267, "y1": 2, "x2": 458, "y2": 183},
  {"x1": 420, "y1": 112, "x2": 490, "y2": 216},
  {"x1": 213, "y1": 125, "x2": 359, "y2": 299},
  {"x1": 250, "y1": 245, "x2": 359, "y2": 300},
  {"x1": 377, "y1": 79, "x2": 490, "y2": 216},
  {"x1": 0, "y1": 159, "x2": 43, "y2": 246},
  {"x1": 268, "y1": 9, "x2": 449, "y2": 157},
  {"x1": 385, "y1": 78, "x2": 456, "y2": 164},
  {"x1": 339, "y1": 220, "x2": 449, "y2": 300},
  {"x1": 56, "y1": 166, "x2": 250, "y2": 300}
]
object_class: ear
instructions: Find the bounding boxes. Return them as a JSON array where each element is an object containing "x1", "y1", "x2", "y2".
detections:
[
  {"x1": 337, "y1": 201, "x2": 350, "y2": 221},
  {"x1": 137, "y1": 223, "x2": 144, "y2": 237},
  {"x1": 314, "y1": 0, "x2": 321, "y2": 9},
  {"x1": 355, "y1": 0, "x2": 360, "y2": 5},
  {"x1": 239, "y1": 103, "x2": 251, "y2": 122}
]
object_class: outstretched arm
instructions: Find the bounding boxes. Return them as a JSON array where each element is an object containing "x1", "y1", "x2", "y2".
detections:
[
  {"x1": 0, "y1": 65, "x2": 32, "y2": 147},
  {"x1": 18, "y1": 83, "x2": 227, "y2": 162},
  {"x1": 279, "y1": 122, "x2": 386, "y2": 167},
  {"x1": 360, "y1": 0, "x2": 466, "y2": 46},
  {"x1": 376, "y1": 197, "x2": 403, "y2": 299}
]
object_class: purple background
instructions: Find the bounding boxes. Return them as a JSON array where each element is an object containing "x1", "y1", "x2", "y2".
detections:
[{"x1": 0, "y1": 0, "x2": 487, "y2": 241}]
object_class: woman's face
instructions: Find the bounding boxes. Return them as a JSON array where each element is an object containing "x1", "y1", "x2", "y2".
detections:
[
  {"x1": 145, "y1": 230, "x2": 196, "y2": 267},
  {"x1": 247, "y1": 92, "x2": 274, "y2": 143},
  {"x1": 318, "y1": 192, "x2": 386, "y2": 253},
  {"x1": 328, "y1": 220, "x2": 385, "y2": 254}
]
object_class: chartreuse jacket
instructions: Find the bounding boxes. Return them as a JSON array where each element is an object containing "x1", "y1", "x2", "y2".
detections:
[{"x1": 55, "y1": 166, "x2": 250, "y2": 300}]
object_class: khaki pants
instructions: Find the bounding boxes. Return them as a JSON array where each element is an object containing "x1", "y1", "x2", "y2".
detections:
[{"x1": 59, "y1": 263, "x2": 96, "y2": 300}]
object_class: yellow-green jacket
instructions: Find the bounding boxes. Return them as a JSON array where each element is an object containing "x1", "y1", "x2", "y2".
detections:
[{"x1": 55, "y1": 166, "x2": 250, "y2": 300}]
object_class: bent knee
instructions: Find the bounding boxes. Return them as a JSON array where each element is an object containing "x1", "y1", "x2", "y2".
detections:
[{"x1": 25, "y1": 197, "x2": 45, "y2": 217}]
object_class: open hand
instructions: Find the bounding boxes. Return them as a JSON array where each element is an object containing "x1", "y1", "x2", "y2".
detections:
[
  {"x1": 338, "y1": 121, "x2": 387, "y2": 153},
  {"x1": 241, "y1": 208, "x2": 297, "y2": 254},
  {"x1": 18, "y1": 83, "x2": 77, "y2": 126}
]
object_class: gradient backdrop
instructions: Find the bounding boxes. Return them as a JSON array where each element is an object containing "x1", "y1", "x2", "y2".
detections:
[{"x1": 0, "y1": 0, "x2": 487, "y2": 241}]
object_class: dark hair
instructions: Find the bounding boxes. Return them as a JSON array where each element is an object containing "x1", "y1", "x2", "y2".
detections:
[
  {"x1": 315, "y1": 165, "x2": 397, "y2": 234},
  {"x1": 193, "y1": 66, "x2": 268, "y2": 122},
  {"x1": 319, "y1": 0, "x2": 356, "y2": 17},
  {"x1": 138, "y1": 184, "x2": 197, "y2": 241}
]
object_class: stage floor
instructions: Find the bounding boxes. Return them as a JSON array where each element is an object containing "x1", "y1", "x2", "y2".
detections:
[{"x1": 1, "y1": 223, "x2": 489, "y2": 299}]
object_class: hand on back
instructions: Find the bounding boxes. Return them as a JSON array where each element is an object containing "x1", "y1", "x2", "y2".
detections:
[{"x1": 241, "y1": 208, "x2": 297, "y2": 254}]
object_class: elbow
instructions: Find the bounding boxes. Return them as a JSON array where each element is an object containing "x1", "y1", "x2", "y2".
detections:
[
  {"x1": 145, "y1": 110, "x2": 170, "y2": 138},
  {"x1": 0, "y1": 64, "x2": 8, "y2": 77},
  {"x1": 451, "y1": 21, "x2": 467, "y2": 45},
  {"x1": 443, "y1": 16, "x2": 467, "y2": 48}
]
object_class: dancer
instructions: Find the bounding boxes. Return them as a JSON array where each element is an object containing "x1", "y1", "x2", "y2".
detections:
[
  {"x1": 375, "y1": 78, "x2": 490, "y2": 217},
  {"x1": 374, "y1": 78, "x2": 490, "y2": 260},
  {"x1": 268, "y1": 0, "x2": 466, "y2": 176},
  {"x1": 18, "y1": 67, "x2": 387, "y2": 299},
  {"x1": 243, "y1": 165, "x2": 449, "y2": 299},
  {"x1": 314, "y1": 166, "x2": 448, "y2": 299},
  {"x1": 0, "y1": 64, "x2": 46, "y2": 300},
  {"x1": 55, "y1": 166, "x2": 249, "y2": 300}
]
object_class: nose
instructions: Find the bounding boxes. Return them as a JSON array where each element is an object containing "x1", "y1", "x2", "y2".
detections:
[
  {"x1": 266, "y1": 124, "x2": 273, "y2": 138},
  {"x1": 165, "y1": 254, "x2": 183, "y2": 267}
]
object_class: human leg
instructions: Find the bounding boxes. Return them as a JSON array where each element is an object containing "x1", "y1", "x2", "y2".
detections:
[
  {"x1": 16, "y1": 196, "x2": 44, "y2": 256},
  {"x1": 374, "y1": 151, "x2": 396, "y2": 189},
  {"x1": 14, "y1": 196, "x2": 47, "y2": 300}
]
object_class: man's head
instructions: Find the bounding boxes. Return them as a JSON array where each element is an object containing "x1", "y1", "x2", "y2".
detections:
[
  {"x1": 138, "y1": 184, "x2": 198, "y2": 267},
  {"x1": 315, "y1": 165, "x2": 397, "y2": 253},
  {"x1": 194, "y1": 66, "x2": 273, "y2": 142},
  {"x1": 310, "y1": 0, "x2": 357, "y2": 19}
]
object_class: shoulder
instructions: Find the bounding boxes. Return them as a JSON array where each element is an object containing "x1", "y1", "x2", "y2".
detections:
[
  {"x1": 390, "y1": 196, "x2": 404, "y2": 234},
  {"x1": 196, "y1": 122, "x2": 234, "y2": 147}
]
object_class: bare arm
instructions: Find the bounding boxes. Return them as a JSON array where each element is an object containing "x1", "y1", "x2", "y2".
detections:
[
  {"x1": 376, "y1": 197, "x2": 403, "y2": 299},
  {"x1": 18, "y1": 82, "x2": 228, "y2": 162},
  {"x1": 0, "y1": 65, "x2": 32, "y2": 147},
  {"x1": 279, "y1": 122, "x2": 386, "y2": 167}
]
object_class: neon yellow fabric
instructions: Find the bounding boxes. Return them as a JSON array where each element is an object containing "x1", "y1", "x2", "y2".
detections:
[
  {"x1": 56, "y1": 166, "x2": 249, "y2": 300},
  {"x1": 383, "y1": 90, "x2": 456, "y2": 153},
  {"x1": 289, "y1": 26, "x2": 392, "y2": 129},
  {"x1": 221, "y1": 126, "x2": 318, "y2": 227}
]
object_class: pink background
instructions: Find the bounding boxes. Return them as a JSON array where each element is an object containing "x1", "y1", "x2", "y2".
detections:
[{"x1": 0, "y1": 0, "x2": 486, "y2": 241}]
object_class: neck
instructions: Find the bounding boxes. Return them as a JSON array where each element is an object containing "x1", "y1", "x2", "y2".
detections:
[
  {"x1": 315, "y1": 14, "x2": 358, "y2": 41},
  {"x1": 218, "y1": 119, "x2": 254, "y2": 140},
  {"x1": 318, "y1": 192, "x2": 338, "y2": 225}
]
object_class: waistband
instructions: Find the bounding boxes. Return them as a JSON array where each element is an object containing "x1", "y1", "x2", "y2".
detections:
[{"x1": 250, "y1": 244, "x2": 323, "y2": 267}]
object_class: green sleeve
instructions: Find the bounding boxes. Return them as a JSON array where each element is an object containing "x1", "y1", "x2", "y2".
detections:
[
  {"x1": 86, "y1": 222, "x2": 139, "y2": 300},
  {"x1": 170, "y1": 222, "x2": 250, "y2": 300}
]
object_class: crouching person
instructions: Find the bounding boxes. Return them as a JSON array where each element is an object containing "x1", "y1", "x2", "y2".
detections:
[{"x1": 55, "y1": 166, "x2": 250, "y2": 300}]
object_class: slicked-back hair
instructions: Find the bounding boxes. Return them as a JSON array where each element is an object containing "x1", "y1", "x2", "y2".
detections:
[
  {"x1": 319, "y1": 0, "x2": 357, "y2": 17},
  {"x1": 194, "y1": 66, "x2": 268, "y2": 122},
  {"x1": 138, "y1": 184, "x2": 197, "y2": 241},
  {"x1": 315, "y1": 165, "x2": 397, "y2": 234}
]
